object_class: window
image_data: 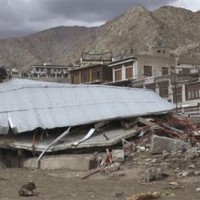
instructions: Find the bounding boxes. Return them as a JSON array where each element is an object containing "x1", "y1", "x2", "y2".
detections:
[
  {"x1": 144, "y1": 66, "x2": 152, "y2": 76},
  {"x1": 81, "y1": 70, "x2": 90, "y2": 83},
  {"x1": 92, "y1": 68, "x2": 102, "y2": 81},
  {"x1": 162, "y1": 67, "x2": 168, "y2": 75},
  {"x1": 159, "y1": 86, "x2": 168, "y2": 98},
  {"x1": 71, "y1": 73, "x2": 79, "y2": 84},
  {"x1": 173, "y1": 87, "x2": 182, "y2": 103},
  {"x1": 115, "y1": 69, "x2": 122, "y2": 81},
  {"x1": 186, "y1": 84, "x2": 200, "y2": 100},
  {"x1": 182, "y1": 68, "x2": 190, "y2": 74},
  {"x1": 158, "y1": 81, "x2": 169, "y2": 98},
  {"x1": 96, "y1": 71, "x2": 100, "y2": 79},
  {"x1": 114, "y1": 66, "x2": 122, "y2": 81},
  {"x1": 47, "y1": 68, "x2": 51, "y2": 75},
  {"x1": 125, "y1": 67, "x2": 133, "y2": 79}
]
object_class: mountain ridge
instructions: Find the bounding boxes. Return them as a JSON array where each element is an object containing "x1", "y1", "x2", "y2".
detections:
[{"x1": 0, "y1": 5, "x2": 199, "y2": 70}]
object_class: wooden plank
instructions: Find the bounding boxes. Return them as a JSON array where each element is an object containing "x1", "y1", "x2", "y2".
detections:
[{"x1": 81, "y1": 168, "x2": 100, "y2": 179}]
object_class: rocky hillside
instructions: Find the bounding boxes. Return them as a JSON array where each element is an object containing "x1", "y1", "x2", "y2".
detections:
[
  {"x1": 0, "y1": 26, "x2": 94, "y2": 70},
  {"x1": 0, "y1": 6, "x2": 200, "y2": 70}
]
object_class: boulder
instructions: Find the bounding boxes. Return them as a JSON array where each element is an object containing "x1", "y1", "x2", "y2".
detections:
[{"x1": 150, "y1": 135, "x2": 188, "y2": 154}]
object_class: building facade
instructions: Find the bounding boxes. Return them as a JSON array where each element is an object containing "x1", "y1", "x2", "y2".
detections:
[
  {"x1": 24, "y1": 63, "x2": 70, "y2": 79},
  {"x1": 69, "y1": 64, "x2": 112, "y2": 84},
  {"x1": 108, "y1": 46, "x2": 200, "y2": 117},
  {"x1": 108, "y1": 56, "x2": 137, "y2": 84}
]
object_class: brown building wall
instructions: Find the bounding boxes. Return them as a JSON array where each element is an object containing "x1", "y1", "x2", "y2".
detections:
[{"x1": 70, "y1": 65, "x2": 112, "y2": 84}]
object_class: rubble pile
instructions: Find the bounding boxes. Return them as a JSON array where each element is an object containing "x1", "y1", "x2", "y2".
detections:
[
  {"x1": 83, "y1": 114, "x2": 200, "y2": 180},
  {"x1": 77, "y1": 114, "x2": 200, "y2": 199}
]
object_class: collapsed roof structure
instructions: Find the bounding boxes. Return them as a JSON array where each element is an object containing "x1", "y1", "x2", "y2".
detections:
[
  {"x1": 0, "y1": 78, "x2": 174, "y2": 135},
  {"x1": 0, "y1": 78, "x2": 176, "y2": 157}
]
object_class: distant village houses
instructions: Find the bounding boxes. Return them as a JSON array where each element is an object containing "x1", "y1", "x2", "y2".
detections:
[
  {"x1": 1, "y1": 45, "x2": 200, "y2": 118},
  {"x1": 25, "y1": 63, "x2": 69, "y2": 78},
  {"x1": 68, "y1": 46, "x2": 200, "y2": 117},
  {"x1": 69, "y1": 51, "x2": 113, "y2": 84}
]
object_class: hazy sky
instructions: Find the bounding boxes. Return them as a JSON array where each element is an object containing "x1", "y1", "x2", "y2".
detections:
[{"x1": 0, "y1": 0, "x2": 199, "y2": 39}]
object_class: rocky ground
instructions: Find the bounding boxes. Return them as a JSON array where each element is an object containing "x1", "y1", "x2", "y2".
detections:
[{"x1": 1, "y1": 148, "x2": 200, "y2": 200}]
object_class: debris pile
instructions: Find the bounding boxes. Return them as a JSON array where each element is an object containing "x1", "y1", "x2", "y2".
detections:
[{"x1": 81, "y1": 114, "x2": 200, "y2": 180}]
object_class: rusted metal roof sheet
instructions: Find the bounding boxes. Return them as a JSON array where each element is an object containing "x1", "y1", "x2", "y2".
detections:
[{"x1": 0, "y1": 78, "x2": 175, "y2": 134}]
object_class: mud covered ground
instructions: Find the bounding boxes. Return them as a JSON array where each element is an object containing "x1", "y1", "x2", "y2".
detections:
[{"x1": 0, "y1": 163, "x2": 200, "y2": 200}]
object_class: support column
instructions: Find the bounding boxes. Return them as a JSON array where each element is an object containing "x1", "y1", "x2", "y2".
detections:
[
  {"x1": 182, "y1": 84, "x2": 186, "y2": 103},
  {"x1": 168, "y1": 79, "x2": 173, "y2": 103},
  {"x1": 155, "y1": 83, "x2": 159, "y2": 96},
  {"x1": 122, "y1": 65, "x2": 125, "y2": 80},
  {"x1": 112, "y1": 68, "x2": 115, "y2": 82}
]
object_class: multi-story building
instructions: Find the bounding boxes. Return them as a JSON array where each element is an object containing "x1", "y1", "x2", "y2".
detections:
[
  {"x1": 108, "y1": 46, "x2": 200, "y2": 117},
  {"x1": 69, "y1": 51, "x2": 113, "y2": 84},
  {"x1": 171, "y1": 55, "x2": 200, "y2": 116},
  {"x1": 108, "y1": 47, "x2": 174, "y2": 97},
  {"x1": 24, "y1": 63, "x2": 71, "y2": 80},
  {"x1": 107, "y1": 56, "x2": 137, "y2": 86},
  {"x1": 70, "y1": 64, "x2": 112, "y2": 84}
]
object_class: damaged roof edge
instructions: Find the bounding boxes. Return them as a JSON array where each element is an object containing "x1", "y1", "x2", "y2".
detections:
[
  {"x1": 0, "y1": 79, "x2": 175, "y2": 134},
  {"x1": 5, "y1": 110, "x2": 173, "y2": 135}
]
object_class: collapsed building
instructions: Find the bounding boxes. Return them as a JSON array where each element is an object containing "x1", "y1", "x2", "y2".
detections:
[{"x1": 0, "y1": 78, "x2": 175, "y2": 168}]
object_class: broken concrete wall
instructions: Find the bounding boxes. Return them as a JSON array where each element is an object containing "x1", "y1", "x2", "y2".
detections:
[{"x1": 22, "y1": 154, "x2": 98, "y2": 171}]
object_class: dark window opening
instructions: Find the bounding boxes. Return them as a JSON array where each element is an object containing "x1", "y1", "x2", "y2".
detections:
[
  {"x1": 126, "y1": 67, "x2": 133, "y2": 79},
  {"x1": 182, "y1": 68, "x2": 190, "y2": 74},
  {"x1": 144, "y1": 66, "x2": 152, "y2": 77},
  {"x1": 159, "y1": 86, "x2": 168, "y2": 98},
  {"x1": 115, "y1": 70, "x2": 122, "y2": 81},
  {"x1": 81, "y1": 70, "x2": 90, "y2": 83},
  {"x1": 173, "y1": 87, "x2": 182, "y2": 103},
  {"x1": 162, "y1": 67, "x2": 169, "y2": 75}
]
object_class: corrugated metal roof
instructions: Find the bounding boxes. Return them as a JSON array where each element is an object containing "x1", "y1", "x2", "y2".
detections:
[{"x1": 0, "y1": 78, "x2": 175, "y2": 134}]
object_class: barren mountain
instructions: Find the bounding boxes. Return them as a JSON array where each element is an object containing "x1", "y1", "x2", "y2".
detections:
[
  {"x1": 0, "y1": 6, "x2": 200, "y2": 70},
  {"x1": 0, "y1": 26, "x2": 94, "y2": 70}
]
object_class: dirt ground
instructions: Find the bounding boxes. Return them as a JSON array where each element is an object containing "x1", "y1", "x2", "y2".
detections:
[{"x1": 0, "y1": 164, "x2": 200, "y2": 200}]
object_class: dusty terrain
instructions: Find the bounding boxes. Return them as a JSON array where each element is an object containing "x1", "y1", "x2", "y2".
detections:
[{"x1": 1, "y1": 151, "x2": 200, "y2": 200}]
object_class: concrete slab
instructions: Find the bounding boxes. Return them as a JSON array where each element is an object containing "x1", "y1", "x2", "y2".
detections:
[
  {"x1": 22, "y1": 154, "x2": 97, "y2": 171},
  {"x1": 0, "y1": 128, "x2": 138, "y2": 152},
  {"x1": 150, "y1": 135, "x2": 188, "y2": 154}
]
